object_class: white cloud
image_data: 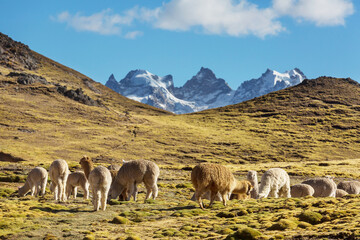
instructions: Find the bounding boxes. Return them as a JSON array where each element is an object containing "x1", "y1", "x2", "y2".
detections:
[
  {"x1": 154, "y1": 0, "x2": 284, "y2": 38},
  {"x1": 53, "y1": 9, "x2": 134, "y2": 35},
  {"x1": 124, "y1": 31, "x2": 143, "y2": 39},
  {"x1": 53, "y1": 0, "x2": 355, "y2": 38},
  {"x1": 273, "y1": 0, "x2": 354, "y2": 26}
]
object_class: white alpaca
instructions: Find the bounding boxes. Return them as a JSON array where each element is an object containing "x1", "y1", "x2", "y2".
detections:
[
  {"x1": 337, "y1": 181, "x2": 360, "y2": 194},
  {"x1": 66, "y1": 171, "x2": 89, "y2": 200},
  {"x1": 109, "y1": 160, "x2": 160, "y2": 203},
  {"x1": 89, "y1": 166, "x2": 112, "y2": 211},
  {"x1": 247, "y1": 170, "x2": 259, "y2": 199},
  {"x1": 18, "y1": 167, "x2": 48, "y2": 197},
  {"x1": 336, "y1": 189, "x2": 348, "y2": 197},
  {"x1": 291, "y1": 184, "x2": 314, "y2": 197},
  {"x1": 301, "y1": 177, "x2": 336, "y2": 197},
  {"x1": 49, "y1": 159, "x2": 69, "y2": 202},
  {"x1": 258, "y1": 168, "x2": 291, "y2": 199}
]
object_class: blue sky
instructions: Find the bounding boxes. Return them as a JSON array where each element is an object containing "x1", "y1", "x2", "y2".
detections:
[{"x1": 1, "y1": 0, "x2": 359, "y2": 89}]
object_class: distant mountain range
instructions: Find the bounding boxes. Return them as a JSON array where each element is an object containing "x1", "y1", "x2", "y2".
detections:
[{"x1": 105, "y1": 67, "x2": 306, "y2": 114}]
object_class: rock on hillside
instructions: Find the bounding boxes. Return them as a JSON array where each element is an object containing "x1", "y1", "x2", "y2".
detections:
[{"x1": 0, "y1": 33, "x2": 39, "y2": 70}]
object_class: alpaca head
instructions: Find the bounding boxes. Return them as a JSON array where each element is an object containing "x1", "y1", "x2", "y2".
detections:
[
  {"x1": 247, "y1": 170, "x2": 258, "y2": 181},
  {"x1": 79, "y1": 155, "x2": 93, "y2": 179}
]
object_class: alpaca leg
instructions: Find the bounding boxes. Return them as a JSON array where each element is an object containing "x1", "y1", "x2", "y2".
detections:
[
  {"x1": 133, "y1": 183, "x2": 139, "y2": 201},
  {"x1": 94, "y1": 190, "x2": 101, "y2": 211},
  {"x1": 41, "y1": 179, "x2": 47, "y2": 196},
  {"x1": 35, "y1": 184, "x2": 40, "y2": 197},
  {"x1": 53, "y1": 185, "x2": 58, "y2": 201},
  {"x1": 221, "y1": 192, "x2": 228, "y2": 207},
  {"x1": 195, "y1": 189, "x2": 205, "y2": 209},
  {"x1": 127, "y1": 183, "x2": 135, "y2": 201},
  {"x1": 83, "y1": 183, "x2": 89, "y2": 200},
  {"x1": 152, "y1": 184, "x2": 158, "y2": 199},
  {"x1": 273, "y1": 186, "x2": 279, "y2": 198},
  {"x1": 30, "y1": 184, "x2": 36, "y2": 196},
  {"x1": 62, "y1": 175, "x2": 68, "y2": 202},
  {"x1": 58, "y1": 181, "x2": 64, "y2": 202},
  {"x1": 209, "y1": 191, "x2": 217, "y2": 207},
  {"x1": 283, "y1": 182, "x2": 291, "y2": 198},
  {"x1": 101, "y1": 187, "x2": 109, "y2": 211},
  {"x1": 145, "y1": 184, "x2": 153, "y2": 202},
  {"x1": 74, "y1": 187, "x2": 78, "y2": 199}
]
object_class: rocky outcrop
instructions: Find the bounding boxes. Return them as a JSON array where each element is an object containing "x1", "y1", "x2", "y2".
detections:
[
  {"x1": 0, "y1": 33, "x2": 39, "y2": 70},
  {"x1": 7, "y1": 72, "x2": 48, "y2": 85},
  {"x1": 56, "y1": 85, "x2": 102, "y2": 107}
]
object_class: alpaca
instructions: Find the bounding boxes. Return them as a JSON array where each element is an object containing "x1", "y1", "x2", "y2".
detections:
[
  {"x1": 337, "y1": 181, "x2": 360, "y2": 194},
  {"x1": 336, "y1": 189, "x2": 348, "y2": 198},
  {"x1": 18, "y1": 167, "x2": 48, "y2": 197},
  {"x1": 107, "y1": 165, "x2": 129, "y2": 201},
  {"x1": 247, "y1": 170, "x2": 259, "y2": 199},
  {"x1": 191, "y1": 163, "x2": 243, "y2": 209},
  {"x1": 89, "y1": 166, "x2": 112, "y2": 211},
  {"x1": 301, "y1": 177, "x2": 336, "y2": 197},
  {"x1": 258, "y1": 168, "x2": 291, "y2": 199},
  {"x1": 66, "y1": 171, "x2": 89, "y2": 200},
  {"x1": 49, "y1": 159, "x2": 69, "y2": 202},
  {"x1": 79, "y1": 155, "x2": 93, "y2": 180},
  {"x1": 109, "y1": 160, "x2": 160, "y2": 203},
  {"x1": 290, "y1": 184, "x2": 314, "y2": 197}
]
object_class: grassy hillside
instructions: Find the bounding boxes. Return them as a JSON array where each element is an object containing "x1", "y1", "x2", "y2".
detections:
[{"x1": 1, "y1": 32, "x2": 360, "y2": 239}]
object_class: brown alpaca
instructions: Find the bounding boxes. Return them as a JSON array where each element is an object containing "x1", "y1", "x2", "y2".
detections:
[
  {"x1": 79, "y1": 155, "x2": 93, "y2": 180},
  {"x1": 191, "y1": 163, "x2": 239, "y2": 209},
  {"x1": 230, "y1": 180, "x2": 253, "y2": 200},
  {"x1": 109, "y1": 167, "x2": 127, "y2": 201}
]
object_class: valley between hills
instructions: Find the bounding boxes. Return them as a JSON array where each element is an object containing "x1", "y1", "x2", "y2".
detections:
[{"x1": 1, "y1": 33, "x2": 360, "y2": 239}]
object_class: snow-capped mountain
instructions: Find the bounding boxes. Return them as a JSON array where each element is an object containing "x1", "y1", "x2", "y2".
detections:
[
  {"x1": 174, "y1": 67, "x2": 235, "y2": 109},
  {"x1": 105, "y1": 69, "x2": 204, "y2": 114},
  {"x1": 105, "y1": 68, "x2": 306, "y2": 114},
  {"x1": 231, "y1": 68, "x2": 306, "y2": 104}
]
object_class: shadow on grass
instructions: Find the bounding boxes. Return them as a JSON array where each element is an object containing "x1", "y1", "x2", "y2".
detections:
[
  {"x1": 29, "y1": 206, "x2": 92, "y2": 213},
  {"x1": 158, "y1": 205, "x2": 197, "y2": 211}
]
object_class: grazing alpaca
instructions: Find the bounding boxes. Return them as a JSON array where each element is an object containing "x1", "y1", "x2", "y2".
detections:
[
  {"x1": 79, "y1": 155, "x2": 93, "y2": 180},
  {"x1": 301, "y1": 177, "x2": 336, "y2": 197},
  {"x1": 109, "y1": 160, "x2": 160, "y2": 202},
  {"x1": 247, "y1": 170, "x2": 259, "y2": 199},
  {"x1": 336, "y1": 189, "x2": 348, "y2": 198},
  {"x1": 291, "y1": 184, "x2": 315, "y2": 197},
  {"x1": 66, "y1": 171, "x2": 89, "y2": 200},
  {"x1": 89, "y1": 166, "x2": 112, "y2": 211},
  {"x1": 49, "y1": 159, "x2": 69, "y2": 202},
  {"x1": 258, "y1": 168, "x2": 291, "y2": 199},
  {"x1": 18, "y1": 167, "x2": 48, "y2": 197},
  {"x1": 337, "y1": 181, "x2": 360, "y2": 194},
  {"x1": 191, "y1": 163, "x2": 244, "y2": 209}
]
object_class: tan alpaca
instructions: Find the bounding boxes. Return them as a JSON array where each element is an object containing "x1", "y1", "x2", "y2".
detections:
[
  {"x1": 191, "y1": 163, "x2": 245, "y2": 209},
  {"x1": 109, "y1": 160, "x2": 160, "y2": 202},
  {"x1": 191, "y1": 180, "x2": 253, "y2": 201},
  {"x1": 19, "y1": 167, "x2": 48, "y2": 197},
  {"x1": 66, "y1": 171, "x2": 89, "y2": 200},
  {"x1": 89, "y1": 166, "x2": 112, "y2": 211},
  {"x1": 49, "y1": 159, "x2": 69, "y2": 202}
]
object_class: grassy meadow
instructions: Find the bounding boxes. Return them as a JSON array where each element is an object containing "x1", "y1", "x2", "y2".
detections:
[{"x1": 1, "y1": 34, "x2": 360, "y2": 239}]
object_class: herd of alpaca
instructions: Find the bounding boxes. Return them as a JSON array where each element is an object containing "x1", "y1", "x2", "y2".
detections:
[{"x1": 18, "y1": 159, "x2": 360, "y2": 210}]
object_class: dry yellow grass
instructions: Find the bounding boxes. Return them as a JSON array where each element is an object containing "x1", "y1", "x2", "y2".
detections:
[{"x1": 2, "y1": 32, "x2": 360, "y2": 239}]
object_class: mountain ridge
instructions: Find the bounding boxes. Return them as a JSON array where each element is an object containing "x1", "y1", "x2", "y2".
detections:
[{"x1": 106, "y1": 67, "x2": 306, "y2": 114}]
